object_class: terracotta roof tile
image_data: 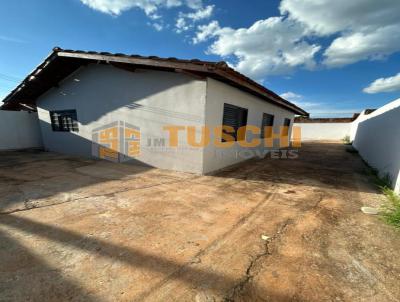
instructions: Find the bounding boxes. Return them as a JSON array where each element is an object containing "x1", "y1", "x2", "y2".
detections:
[{"x1": 1, "y1": 47, "x2": 308, "y2": 116}]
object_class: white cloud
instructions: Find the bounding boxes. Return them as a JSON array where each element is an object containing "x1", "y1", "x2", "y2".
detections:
[
  {"x1": 175, "y1": 5, "x2": 214, "y2": 33},
  {"x1": 280, "y1": 91, "x2": 303, "y2": 102},
  {"x1": 150, "y1": 22, "x2": 164, "y2": 31},
  {"x1": 195, "y1": 18, "x2": 320, "y2": 79},
  {"x1": 80, "y1": 0, "x2": 207, "y2": 32},
  {"x1": 280, "y1": 0, "x2": 400, "y2": 67},
  {"x1": 0, "y1": 35, "x2": 27, "y2": 44},
  {"x1": 280, "y1": 91, "x2": 361, "y2": 117},
  {"x1": 175, "y1": 17, "x2": 189, "y2": 32},
  {"x1": 185, "y1": 0, "x2": 202, "y2": 9},
  {"x1": 280, "y1": 92, "x2": 322, "y2": 110},
  {"x1": 79, "y1": 0, "x2": 202, "y2": 16},
  {"x1": 192, "y1": 0, "x2": 400, "y2": 79},
  {"x1": 185, "y1": 4, "x2": 213, "y2": 21},
  {"x1": 80, "y1": 0, "x2": 210, "y2": 32},
  {"x1": 148, "y1": 13, "x2": 161, "y2": 20},
  {"x1": 192, "y1": 20, "x2": 221, "y2": 43},
  {"x1": 323, "y1": 26, "x2": 400, "y2": 67},
  {"x1": 80, "y1": 0, "x2": 159, "y2": 16},
  {"x1": 280, "y1": 0, "x2": 398, "y2": 36},
  {"x1": 363, "y1": 73, "x2": 400, "y2": 94},
  {"x1": 81, "y1": 0, "x2": 400, "y2": 76}
]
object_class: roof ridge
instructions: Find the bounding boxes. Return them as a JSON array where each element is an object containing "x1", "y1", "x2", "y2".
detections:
[{"x1": 53, "y1": 47, "x2": 224, "y2": 66}]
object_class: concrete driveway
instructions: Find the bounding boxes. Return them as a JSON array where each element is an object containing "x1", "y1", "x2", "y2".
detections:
[{"x1": 0, "y1": 142, "x2": 399, "y2": 302}]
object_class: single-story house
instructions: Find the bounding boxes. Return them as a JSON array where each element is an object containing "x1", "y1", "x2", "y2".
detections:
[{"x1": 1, "y1": 47, "x2": 307, "y2": 174}]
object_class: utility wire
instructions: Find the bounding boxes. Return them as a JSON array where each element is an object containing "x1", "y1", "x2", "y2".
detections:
[{"x1": 0, "y1": 72, "x2": 22, "y2": 83}]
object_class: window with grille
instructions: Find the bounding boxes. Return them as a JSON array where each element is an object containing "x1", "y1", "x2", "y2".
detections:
[
  {"x1": 222, "y1": 103, "x2": 248, "y2": 142},
  {"x1": 49, "y1": 110, "x2": 79, "y2": 132},
  {"x1": 260, "y1": 113, "x2": 275, "y2": 139},
  {"x1": 282, "y1": 118, "x2": 291, "y2": 136}
]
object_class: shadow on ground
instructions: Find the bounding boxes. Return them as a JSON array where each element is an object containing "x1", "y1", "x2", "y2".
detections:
[
  {"x1": 214, "y1": 142, "x2": 377, "y2": 194},
  {"x1": 0, "y1": 142, "x2": 399, "y2": 302}
]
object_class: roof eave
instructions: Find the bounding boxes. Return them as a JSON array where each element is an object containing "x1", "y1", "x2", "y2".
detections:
[{"x1": 1, "y1": 48, "x2": 309, "y2": 116}]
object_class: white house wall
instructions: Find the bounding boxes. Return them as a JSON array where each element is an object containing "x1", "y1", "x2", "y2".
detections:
[
  {"x1": 294, "y1": 123, "x2": 351, "y2": 141},
  {"x1": 36, "y1": 64, "x2": 207, "y2": 173},
  {"x1": 0, "y1": 111, "x2": 43, "y2": 150},
  {"x1": 202, "y1": 77, "x2": 295, "y2": 174},
  {"x1": 350, "y1": 110, "x2": 372, "y2": 142},
  {"x1": 353, "y1": 98, "x2": 400, "y2": 193}
]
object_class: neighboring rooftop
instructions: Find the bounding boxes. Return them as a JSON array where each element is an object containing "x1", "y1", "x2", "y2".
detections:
[
  {"x1": 294, "y1": 116, "x2": 358, "y2": 123},
  {"x1": 294, "y1": 109, "x2": 377, "y2": 123},
  {"x1": 0, "y1": 47, "x2": 308, "y2": 116}
]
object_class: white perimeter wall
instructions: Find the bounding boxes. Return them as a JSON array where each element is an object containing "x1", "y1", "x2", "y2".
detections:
[
  {"x1": 203, "y1": 78, "x2": 295, "y2": 174},
  {"x1": 0, "y1": 111, "x2": 43, "y2": 150},
  {"x1": 350, "y1": 110, "x2": 371, "y2": 142},
  {"x1": 294, "y1": 123, "x2": 351, "y2": 141},
  {"x1": 36, "y1": 64, "x2": 207, "y2": 173},
  {"x1": 353, "y1": 99, "x2": 400, "y2": 194}
]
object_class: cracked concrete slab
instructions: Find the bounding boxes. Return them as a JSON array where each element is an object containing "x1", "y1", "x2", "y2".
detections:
[{"x1": 0, "y1": 142, "x2": 400, "y2": 301}]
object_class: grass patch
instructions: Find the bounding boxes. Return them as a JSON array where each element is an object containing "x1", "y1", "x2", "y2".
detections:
[
  {"x1": 380, "y1": 187, "x2": 400, "y2": 228},
  {"x1": 342, "y1": 136, "x2": 357, "y2": 154},
  {"x1": 342, "y1": 135, "x2": 351, "y2": 145},
  {"x1": 365, "y1": 166, "x2": 392, "y2": 188},
  {"x1": 364, "y1": 164, "x2": 400, "y2": 228}
]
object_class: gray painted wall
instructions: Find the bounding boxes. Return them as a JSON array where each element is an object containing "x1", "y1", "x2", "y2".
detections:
[
  {"x1": 0, "y1": 111, "x2": 43, "y2": 150},
  {"x1": 36, "y1": 64, "x2": 207, "y2": 173},
  {"x1": 202, "y1": 78, "x2": 295, "y2": 174},
  {"x1": 36, "y1": 64, "x2": 296, "y2": 174}
]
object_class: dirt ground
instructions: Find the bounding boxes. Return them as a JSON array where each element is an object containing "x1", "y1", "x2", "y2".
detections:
[{"x1": 0, "y1": 142, "x2": 399, "y2": 302}]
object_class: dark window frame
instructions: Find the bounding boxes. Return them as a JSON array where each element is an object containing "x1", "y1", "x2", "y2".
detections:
[
  {"x1": 260, "y1": 113, "x2": 275, "y2": 139},
  {"x1": 221, "y1": 103, "x2": 248, "y2": 142},
  {"x1": 282, "y1": 118, "x2": 291, "y2": 137},
  {"x1": 49, "y1": 110, "x2": 79, "y2": 132}
]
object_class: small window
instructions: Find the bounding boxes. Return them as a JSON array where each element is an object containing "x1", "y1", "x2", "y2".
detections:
[
  {"x1": 282, "y1": 118, "x2": 291, "y2": 136},
  {"x1": 222, "y1": 103, "x2": 248, "y2": 141},
  {"x1": 260, "y1": 113, "x2": 275, "y2": 138},
  {"x1": 50, "y1": 110, "x2": 79, "y2": 132}
]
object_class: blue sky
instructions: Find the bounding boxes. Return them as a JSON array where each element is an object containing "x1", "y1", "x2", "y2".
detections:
[{"x1": 1, "y1": 0, "x2": 400, "y2": 117}]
